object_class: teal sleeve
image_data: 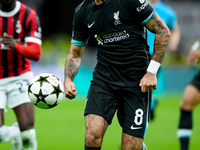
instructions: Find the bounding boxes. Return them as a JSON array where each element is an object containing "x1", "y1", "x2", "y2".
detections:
[
  {"x1": 141, "y1": 10, "x2": 154, "y2": 25},
  {"x1": 71, "y1": 39, "x2": 86, "y2": 46}
]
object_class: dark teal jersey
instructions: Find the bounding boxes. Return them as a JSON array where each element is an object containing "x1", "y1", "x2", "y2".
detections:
[{"x1": 72, "y1": 0, "x2": 154, "y2": 86}]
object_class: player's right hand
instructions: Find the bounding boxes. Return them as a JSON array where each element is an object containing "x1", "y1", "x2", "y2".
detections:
[
  {"x1": 2, "y1": 33, "x2": 15, "y2": 50},
  {"x1": 64, "y1": 78, "x2": 77, "y2": 99},
  {"x1": 139, "y1": 72, "x2": 157, "y2": 93}
]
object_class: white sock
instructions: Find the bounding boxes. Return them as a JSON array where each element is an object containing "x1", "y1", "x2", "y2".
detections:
[
  {"x1": 0, "y1": 124, "x2": 20, "y2": 143},
  {"x1": 21, "y1": 128, "x2": 37, "y2": 150}
]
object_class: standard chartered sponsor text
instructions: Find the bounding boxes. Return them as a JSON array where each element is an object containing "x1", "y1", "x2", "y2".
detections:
[
  {"x1": 104, "y1": 33, "x2": 129, "y2": 43},
  {"x1": 103, "y1": 30, "x2": 130, "y2": 43}
]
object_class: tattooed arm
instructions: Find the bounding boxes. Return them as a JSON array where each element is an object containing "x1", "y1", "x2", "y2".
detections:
[
  {"x1": 64, "y1": 44, "x2": 85, "y2": 99},
  {"x1": 139, "y1": 11, "x2": 170, "y2": 93},
  {"x1": 145, "y1": 11, "x2": 171, "y2": 63}
]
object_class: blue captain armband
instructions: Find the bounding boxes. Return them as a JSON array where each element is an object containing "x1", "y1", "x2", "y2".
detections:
[{"x1": 71, "y1": 39, "x2": 86, "y2": 46}]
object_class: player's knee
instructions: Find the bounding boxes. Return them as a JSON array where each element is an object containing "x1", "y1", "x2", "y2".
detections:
[
  {"x1": 21, "y1": 128, "x2": 37, "y2": 150},
  {"x1": 0, "y1": 125, "x2": 9, "y2": 143},
  {"x1": 85, "y1": 130, "x2": 102, "y2": 147},
  {"x1": 180, "y1": 99, "x2": 194, "y2": 111}
]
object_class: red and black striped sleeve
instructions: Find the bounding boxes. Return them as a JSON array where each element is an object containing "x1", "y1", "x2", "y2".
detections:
[
  {"x1": 24, "y1": 8, "x2": 42, "y2": 45},
  {"x1": 14, "y1": 5, "x2": 42, "y2": 61}
]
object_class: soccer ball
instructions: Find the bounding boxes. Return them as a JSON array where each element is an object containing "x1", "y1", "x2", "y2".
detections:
[{"x1": 28, "y1": 73, "x2": 64, "y2": 109}]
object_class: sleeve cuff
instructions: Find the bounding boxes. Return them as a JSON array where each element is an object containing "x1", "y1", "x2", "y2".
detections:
[
  {"x1": 71, "y1": 39, "x2": 85, "y2": 46},
  {"x1": 141, "y1": 10, "x2": 155, "y2": 25}
]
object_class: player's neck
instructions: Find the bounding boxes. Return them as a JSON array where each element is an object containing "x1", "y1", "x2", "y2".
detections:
[
  {"x1": 149, "y1": 0, "x2": 159, "y2": 6},
  {"x1": 95, "y1": 0, "x2": 106, "y2": 5},
  {"x1": 0, "y1": 1, "x2": 16, "y2": 12}
]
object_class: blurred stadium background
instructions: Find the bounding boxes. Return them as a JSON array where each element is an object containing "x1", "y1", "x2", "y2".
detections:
[{"x1": 1, "y1": 0, "x2": 200, "y2": 149}]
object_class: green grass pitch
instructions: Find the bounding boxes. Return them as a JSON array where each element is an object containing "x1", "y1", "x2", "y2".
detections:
[{"x1": 0, "y1": 93, "x2": 200, "y2": 150}]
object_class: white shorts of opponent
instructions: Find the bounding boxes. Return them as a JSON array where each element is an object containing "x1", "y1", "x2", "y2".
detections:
[{"x1": 0, "y1": 71, "x2": 34, "y2": 113}]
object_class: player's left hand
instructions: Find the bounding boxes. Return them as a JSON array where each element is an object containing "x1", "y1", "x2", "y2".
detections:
[
  {"x1": 187, "y1": 50, "x2": 200, "y2": 66},
  {"x1": 139, "y1": 72, "x2": 157, "y2": 93},
  {"x1": 2, "y1": 32, "x2": 15, "y2": 50}
]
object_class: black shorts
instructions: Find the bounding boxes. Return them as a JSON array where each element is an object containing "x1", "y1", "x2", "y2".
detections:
[
  {"x1": 84, "y1": 79, "x2": 151, "y2": 139},
  {"x1": 190, "y1": 70, "x2": 200, "y2": 90}
]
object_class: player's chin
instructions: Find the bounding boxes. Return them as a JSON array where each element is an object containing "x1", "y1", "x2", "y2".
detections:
[{"x1": 2, "y1": 0, "x2": 14, "y2": 5}]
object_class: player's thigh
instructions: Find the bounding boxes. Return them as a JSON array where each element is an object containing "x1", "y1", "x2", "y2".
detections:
[
  {"x1": 85, "y1": 81, "x2": 118, "y2": 125},
  {"x1": 7, "y1": 72, "x2": 33, "y2": 109},
  {"x1": 121, "y1": 132, "x2": 143, "y2": 150},
  {"x1": 0, "y1": 91, "x2": 7, "y2": 126},
  {"x1": 181, "y1": 84, "x2": 200, "y2": 110},
  {"x1": 117, "y1": 86, "x2": 151, "y2": 139},
  {"x1": 13, "y1": 102, "x2": 35, "y2": 131}
]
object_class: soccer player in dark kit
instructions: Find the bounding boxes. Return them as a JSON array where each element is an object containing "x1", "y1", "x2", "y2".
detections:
[
  {"x1": 64, "y1": 0, "x2": 170, "y2": 149},
  {"x1": 177, "y1": 39, "x2": 200, "y2": 150},
  {"x1": 0, "y1": 0, "x2": 42, "y2": 149}
]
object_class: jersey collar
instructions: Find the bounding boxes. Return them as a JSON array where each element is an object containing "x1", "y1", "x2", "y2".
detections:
[
  {"x1": 0, "y1": 1, "x2": 21, "y2": 17},
  {"x1": 93, "y1": 0, "x2": 110, "y2": 7}
]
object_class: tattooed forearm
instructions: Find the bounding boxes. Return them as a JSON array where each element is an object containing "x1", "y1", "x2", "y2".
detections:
[
  {"x1": 65, "y1": 55, "x2": 81, "y2": 81},
  {"x1": 146, "y1": 11, "x2": 171, "y2": 63},
  {"x1": 65, "y1": 44, "x2": 84, "y2": 81}
]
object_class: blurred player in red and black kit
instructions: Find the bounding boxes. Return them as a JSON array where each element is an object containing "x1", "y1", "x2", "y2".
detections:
[{"x1": 0, "y1": 0, "x2": 42, "y2": 149}]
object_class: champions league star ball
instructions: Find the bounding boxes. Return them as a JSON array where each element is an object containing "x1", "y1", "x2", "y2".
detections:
[{"x1": 28, "y1": 73, "x2": 64, "y2": 109}]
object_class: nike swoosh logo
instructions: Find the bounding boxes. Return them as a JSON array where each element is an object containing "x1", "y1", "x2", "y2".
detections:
[
  {"x1": 88, "y1": 21, "x2": 95, "y2": 28},
  {"x1": 130, "y1": 125, "x2": 142, "y2": 130}
]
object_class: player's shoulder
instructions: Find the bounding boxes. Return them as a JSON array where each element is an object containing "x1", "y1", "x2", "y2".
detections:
[
  {"x1": 74, "y1": 0, "x2": 89, "y2": 14},
  {"x1": 20, "y1": 2, "x2": 37, "y2": 15},
  {"x1": 120, "y1": 0, "x2": 147, "y2": 6}
]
